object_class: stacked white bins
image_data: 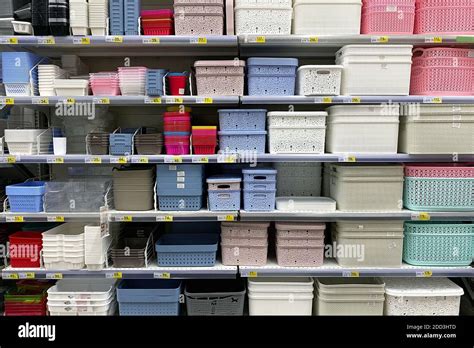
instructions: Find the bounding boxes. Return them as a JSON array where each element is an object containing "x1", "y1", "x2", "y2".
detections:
[
  {"x1": 383, "y1": 278, "x2": 464, "y2": 316},
  {"x1": 248, "y1": 277, "x2": 314, "y2": 316},
  {"x1": 234, "y1": 0, "x2": 292, "y2": 35},
  {"x1": 88, "y1": 0, "x2": 109, "y2": 36},
  {"x1": 326, "y1": 105, "x2": 400, "y2": 154},
  {"x1": 85, "y1": 225, "x2": 112, "y2": 271},
  {"x1": 314, "y1": 278, "x2": 385, "y2": 316},
  {"x1": 296, "y1": 65, "x2": 343, "y2": 96},
  {"x1": 332, "y1": 221, "x2": 404, "y2": 267},
  {"x1": 274, "y1": 162, "x2": 322, "y2": 197},
  {"x1": 47, "y1": 279, "x2": 116, "y2": 316},
  {"x1": 336, "y1": 45, "x2": 413, "y2": 95},
  {"x1": 42, "y1": 223, "x2": 86, "y2": 270},
  {"x1": 399, "y1": 104, "x2": 474, "y2": 154},
  {"x1": 329, "y1": 164, "x2": 404, "y2": 211},
  {"x1": 69, "y1": 0, "x2": 89, "y2": 35},
  {"x1": 267, "y1": 111, "x2": 327, "y2": 154}
]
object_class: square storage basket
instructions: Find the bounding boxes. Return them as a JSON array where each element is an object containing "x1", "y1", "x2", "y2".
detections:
[
  {"x1": 218, "y1": 109, "x2": 267, "y2": 131},
  {"x1": 296, "y1": 65, "x2": 343, "y2": 96}
]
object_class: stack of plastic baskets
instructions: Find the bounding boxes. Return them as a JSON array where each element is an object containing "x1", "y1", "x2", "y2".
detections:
[
  {"x1": 410, "y1": 47, "x2": 474, "y2": 96},
  {"x1": 135, "y1": 132, "x2": 163, "y2": 155},
  {"x1": 32, "y1": 0, "x2": 49, "y2": 35},
  {"x1": 314, "y1": 278, "x2": 385, "y2": 316},
  {"x1": 141, "y1": 10, "x2": 174, "y2": 35},
  {"x1": 87, "y1": 131, "x2": 109, "y2": 155},
  {"x1": 2, "y1": 52, "x2": 42, "y2": 96},
  {"x1": 47, "y1": 279, "x2": 116, "y2": 316},
  {"x1": 42, "y1": 223, "x2": 86, "y2": 270},
  {"x1": 383, "y1": 278, "x2": 464, "y2": 316},
  {"x1": 247, "y1": 58, "x2": 298, "y2": 96},
  {"x1": 276, "y1": 223, "x2": 326, "y2": 267},
  {"x1": 89, "y1": 0, "x2": 108, "y2": 35},
  {"x1": 403, "y1": 222, "x2": 474, "y2": 267},
  {"x1": 218, "y1": 109, "x2": 267, "y2": 153},
  {"x1": 174, "y1": 0, "x2": 224, "y2": 35},
  {"x1": 109, "y1": 0, "x2": 124, "y2": 35},
  {"x1": 48, "y1": 0, "x2": 69, "y2": 36},
  {"x1": 118, "y1": 66, "x2": 147, "y2": 96},
  {"x1": 274, "y1": 162, "x2": 322, "y2": 197},
  {"x1": 267, "y1": 111, "x2": 327, "y2": 154},
  {"x1": 5, "y1": 129, "x2": 53, "y2": 155},
  {"x1": 235, "y1": 0, "x2": 292, "y2": 34},
  {"x1": 111, "y1": 225, "x2": 156, "y2": 267},
  {"x1": 109, "y1": 128, "x2": 138, "y2": 155},
  {"x1": 194, "y1": 60, "x2": 245, "y2": 96},
  {"x1": 185, "y1": 279, "x2": 246, "y2": 316},
  {"x1": 146, "y1": 69, "x2": 168, "y2": 96},
  {"x1": 124, "y1": 0, "x2": 140, "y2": 35},
  {"x1": 4, "y1": 280, "x2": 51, "y2": 316},
  {"x1": 248, "y1": 278, "x2": 314, "y2": 316},
  {"x1": 113, "y1": 167, "x2": 155, "y2": 211},
  {"x1": 220, "y1": 222, "x2": 269, "y2": 266},
  {"x1": 90, "y1": 72, "x2": 121, "y2": 96},
  {"x1": 404, "y1": 165, "x2": 474, "y2": 211},
  {"x1": 6, "y1": 181, "x2": 46, "y2": 213},
  {"x1": 242, "y1": 169, "x2": 277, "y2": 211},
  {"x1": 85, "y1": 225, "x2": 111, "y2": 271},
  {"x1": 155, "y1": 233, "x2": 219, "y2": 266},
  {"x1": 69, "y1": 0, "x2": 89, "y2": 35},
  {"x1": 333, "y1": 221, "x2": 404, "y2": 267},
  {"x1": 117, "y1": 280, "x2": 182, "y2": 316},
  {"x1": 414, "y1": 0, "x2": 474, "y2": 34},
  {"x1": 361, "y1": 0, "x2": 416, "y2": 34},
  {"x1": 192, "y1": 126, "x2": 217, "y2": 154},
  {"x1": 207, "y1": 175, "x2": 241, "y2": 211},
  {"x1": 164, "y1": 111, "x2": 191, "y2": 155},
  {"x1": 156, "y1": 164, "x2": 204, "y2": 211},
  {"x1": 8, "y1": 232, "x2": 43, "y2": 268}
]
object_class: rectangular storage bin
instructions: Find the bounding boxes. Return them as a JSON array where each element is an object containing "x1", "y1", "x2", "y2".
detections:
[
  {"x1": 235, "y1": 0, "x2": 292, "y2": 35},
  {"x1": 275, "y1": 162, "x2": 322, "y2": 197},
  {"x1": 383, "y1": 278, "x2": 464, "y2": 316},
  {"x1": 243, "y1": 189, "x2": 276, "y2": 211},
  {"x1": 146, "y1": 69, "x2": 167, "y2": 96},
  {"x1": 218, "y1": 109, "x2": 267, "y2": 131},
  {"x1": 292, "y1": 0, "x2": 362, "y2": 35},
  {"x1": 247, "y1": 57, "x2": 298, "y2": 96},
  {"x1": 268, "y1": 126, "x2": 326, "y2": 154},
  {"x1": 174, "y1": 13, "x2": 224, "y2": 35},
  {"x1": 276, "y1": 197, "x2": 336, "y2": 211},
  {"x1": 361, "y1": 2, "x2": 416, "y2": 34},
  {"x1": 208, "y1": 190, "x2": 241, "y2": 211},
  {"x1": 109, "y1": 0, "x2": 124, "y2": 35},
  {"x1": 124, "y1": 0, "x2": 140, "y2": 35},
  {"x1": 117, "y1": 279, "x2": 181, "y2": 316},
  {"x1": 243, "y1": 180, "x2": 276, "y2": 191},
  {"x1": 156, "y1": 164, "x2": 204, "y2": 177},
  {"x1": 218, "y1": 130, "x2": 266, "y2": 153},
  {"x1": 185, "y1": 279, "x2": 246, "y2": 316},
  {"x1": 6, "y1": 181, "x2": 45, "y2": 213},
  {"x1": 403, "y1": 222, "x2": 474, "y2": 266},
  {"x1": 157, "y1": 185, "x2": 203, "y2": 197},
  {"x1": 155, "y1": 233, "x2": 218, "y2": 267},
  {"x1": 158, "y1": 195, "x2": 203, "y2": 211},
  {"x1": 243, "y1": 169, "x2": 277, "y2": 182},
  {"x1": 194, "y1": 60, "x2": 245, "y2": 96},
  {"x1": 296, "y1": 65, "x2": 343, "y2": 96},
  {"x1": 336, "y1": 45, "x2": 413, "y2": 95},
  {"x1": 221, "y1": 243, "x2": 268, "y2": 266},
  {"x1": 276, "y1": 244, "x2": 324, "y2": 267}
]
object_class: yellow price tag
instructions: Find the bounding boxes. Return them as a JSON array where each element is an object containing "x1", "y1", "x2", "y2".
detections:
[
  {"x1": 6, "y1": 156, "x2": 16, "y2": 164},
  {"x1": 417, "y1": 270, "x2": 433, "y2": 277},
  {"x1": 39, "y1": 37, "x2": 55, "y2": 45},
  {"x1": 372, "y1": 36, "x2": 389, "y2": 43},
  {"x1": 323, "y1": 97, "x2": 333, "y2": 103},
  {"x1": 6, "y1": 273, "x2": 19, "y2": 279},
  {"x1": 7, "y1": 216, "x2": 24, "y2": 223},
  {"x1": 156, "y1": 272, "x2": 171, "y2": 279},
  {"x1": 309, "y1": 36, "x2": 319, "y2": 43},
  {"x1": 48, "y1": 216, "x2": 65, "y2": 222},
  {"x1": 47, "y1": 273, "x2": 63, "y2": 279},
  {"x1": 48, "y1": 157, "x2": 64, "y2": 164},
  {"x1": 192, "y1": 156, "x2": 209, "y2": 163},
  {"x1": 432, "y1": 97, "x2": 442, "y2": 103},
  {"x1": 78, "y1": 37, "x2": 90, "y2": 45},
  {"x1": 137, "y1": 157, "x2": 149, "y2": 164},
  {"x1": 121, "y1": 216, "x2": 133, "y2": 222},
  {"x1": 248, "y1": 271, "x2": 258, "y2": 278},
  {"x1": 351, "y1": 97, "x2": 361, "y2": 103},
  {"x1": 225, "y1": 215, "x2": 235, "y2": 221},
  {"x1": 108, "y1": 36, "x2": 123, "y2": 43},
  {"x1": 65, "y1": 98, "x2": 75, "y2": 105},
  {"x1": 165, "y1": 156, "x2": 183, "y2": 164},
  {"x1": 343, "y1": 271, "x2": 360, "y2": 277},
  {"x1": 197, "y1": 97, "x2": 213, "y2": 104},
  {"x1": 255, "y1": 36, "x2": 266, "y2": 43},
  {"x1": 197, "y1": 37, "x2": 207, "y2": 44},
  {"x1": 221, "y1": 155, "x2": 237, "y2": 163},
  {"x1": 95, "y1": 98, "x2": 110, "y2": 104},
  {"x1": 118, "y1": 157, "x2": 127, "y2": 164},
  {"x1": 20, "y1": 272, "x2": 35, "y2": 279},
  {"x1": 8, "y1": 37, "x2": 18, "y2": 44},
  {"x1": 412, "y1": 212, "x2": 431, "y2": 221},
  {"x1": 164, "y1": 215, "x2": 173, "y2": 222},
  {"x1": 144, "y1": 37, "x2": 160, "y2": 44},
  {"x1": 347, "y1": 155, "x2": 356, "y2": 162},
  {"x1": 86, "y1": 156, "x2": 102, "y2": 164},
  {"x1": 33, "y1": 97, "x2": 49, "y2": 105},
  {"x1": 112, "y1": 272, "x2": 123, "y2": 279},
  {"x1": 426, "y1": 36, "x2": 443, "y2": 43}
]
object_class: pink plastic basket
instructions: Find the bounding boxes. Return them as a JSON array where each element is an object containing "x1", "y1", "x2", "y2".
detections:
[
  {"x1": 276, "y1": 245, "x2": 324, "y2": 267},
  {"x1": 221, "y1": 222, "x2": 269, "y2": 238},
  {"x1": 410, "y1": 65, "x2": 474, "y2": 95},
  {"x1": 414, "y1": 1, "x2": 474, "y2": 34},
  {"x1": 221, "y1": 244, "x2": 268, "y2": 266},
  {"x1": 221, "y1": 235, "x2": 267, "y2": 247},
  {"x1": 276, "y1": 234, "x2": 324, "y2": 247},
  {"x1": 361, "y1": 4, "x2": 415, "y2": 34},
  {"x1": 91, "y1": 85, "x2": 121, "y2": 96},
  {"x1": 412, "y1": 48, "x2": 474, "y2": 68},
  {"x1": 405, "y1": 165, "x2": 474, "y2": 178}
]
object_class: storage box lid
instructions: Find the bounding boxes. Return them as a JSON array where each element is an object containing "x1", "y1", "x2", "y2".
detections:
[
  {"x1": 267, "y1": 111, "x2": 327, "y2": 117},
  {"x1": 242, "y1": 168, "x2": 277, "y2": 175},
  {"x1": 219, "y1": 130, "x2": 267, "y2": 135},
  {"x1": 275, "y1": 222, "x2": 326, "y2": 230},
  {"x1": 383, "y1": 278, "x2": 464, "y2": 297},
  {"x1": 336, "y1": 45, "x2": 413, "y2": 58},
  {"x1": 297, "y1": 65, "x2": 343, "y2": 73},
  {"x1": 206, "y1": 175, "x2": 242, "y2": 184},
  {"x1": 194, "y1": 60, "x2": 245, "y2": 67},
  {"x1": 218, "y1": 109, "x2": 267, "y2": 113},
  {"x1": 247, "y1": 57, "x2": 298, "y2": 67}
]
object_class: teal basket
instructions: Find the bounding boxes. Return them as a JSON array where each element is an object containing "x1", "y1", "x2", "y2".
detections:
[
  {"x1": 403, "y1": 222, "x2": 474, "y2": 266},
  {"x1": 404, "y1": 177, "x2": 474, "y2": 211}
]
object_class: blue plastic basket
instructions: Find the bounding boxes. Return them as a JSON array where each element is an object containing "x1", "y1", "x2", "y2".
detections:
[
  {"x1": 242, "y1": 169, "x2": 277, "y2": 182},
  {"x1": 155, "y1": 233, "x2": 218, "y2": 267},
  {"x1": 117, "y1": 279, "x2": 182, "y2": 316},
  {"x1": 6, "y1": 181, "x2": 45, "y2": 213},
  {"x1": 404, "y1": 177, "x2": 474, "y2": 211},
  {"x1": 158, "y1": 195, "x2": 203, "y2": 211},
  {"x1": 247, "y1": 74, "x2": 296, "y2": 96},
  {"x1": 208, "y1": 190, "x2": 241, "y2": 211},
  {"x1": 247, "y1": 58, "x2": 299, "y2": 75},
  {"x1": 2, "y1": 52, "x2": 43, "y2": 84},
  {"x1": 218, "y1": 130, "x2": 266, "y2": 153},
  {"x1": 109, "y1": 0, "x2": 124, "y2": 35},
  {"x1": 218, "y1": 109, "x2": 267, "y2": 131},
  {"x1": 110, "y1": 145, "x2": 133, "y2": 156},
  {"x1": 124, "y1": 0, "x2": 140, "y2": 35},
  {"x1": 243, "y1": 180, "x2": 276, "y2": 191},
  {"x1": 403, "y1": 222, "x2": 474, "y2": 266},
  {"x1": 146, "y1": 69, "x2": 167, "y2": 96},
  {"x1": 156, "y1": 164, "x2": 204, "y2": 178},
  {"x1": 243, "y1": 189, "x2": 276, "y2": 211}
]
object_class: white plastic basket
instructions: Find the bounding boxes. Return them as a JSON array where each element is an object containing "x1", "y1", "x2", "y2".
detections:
[
  {"x1": 54, "y1": 79, "x2": 90, "y2": 96},
  {"x1": 5, "y1": 129, "x2": 52, "y2": 155},
  {"x1": 249, "y1": 292, "x2": 314, "y2": 315},
  {"x1": 267, "y1": 111, "x2": 327, "y2": 127},
  {"x1": 11, "y1": 21, "x2": 33, "y2": 35},
  {"x1": 235, "y1": 5, "x2": 292, "y2": 34},
  {"x1": 268, "y1": 126, "x2": 326, "y2": 154},
  {"x1": 296, "y1": 65, "x2": 343, "y2": 96},
  {"x1": 47, "y1": 279, "x2": 116, "y2": 301}
]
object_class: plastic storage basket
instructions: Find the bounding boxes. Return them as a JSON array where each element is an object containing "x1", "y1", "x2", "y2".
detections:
[
  {"x1": 109, "y1": 0, "x2": 124, "y2": 35},
  {"x1": 218, "y1": 109, "x2": 267, "y2": 131},
  {"x1": 296, "y1": 65, "x2": 343, "y2": 96},
  {"x1": 185, "y1": 279, "x2": 246, "y2": 316},
  {"x1": 146, "y1": 69, "x2": 167, "y2": 96},
  {"x1": 414, "y1": 0, "x2": 474, "y2": 34},
  {"x1": 361, "y1": 1, "x2": 416, "y2": 34},
  {"x1": 235, "y1": 0, "x2": 292, "y2": 34},
  {"x1": 218, "y1": 130, "x2": 267, "y2": 153},
  {"x1": 274, "y1": 162, "x2": 322, "y2": 197},
  {"x1": 6, "y1": 181, "x2": 45, "y2": 213},
  {"x1": 247, "y1": 57, "x2": 298, "y2": 96},
  {"x1": 194, "y1": 60, "x2": 245, "y2": 96}
]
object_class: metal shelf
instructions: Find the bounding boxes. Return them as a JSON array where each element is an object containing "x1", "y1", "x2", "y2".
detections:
[
  {"x1": 1, "y1": 263, "x2": 238, "y2": 280},
  {"x1": 253, "y1": 154, "x2": 474, "y2": 163},
  {"x1": 239, "y1": 260, "x2": 474, "y2": 277},
  {"x1": 240, "y1": 95, "x2": 474, "y2": 105},
  {"x1": 0, "y1": 35, "x2": 239, "y2": 56},
  {"x1": 108, "y1": 209, "x2": 238, "y2": 222},
  {"x1": 1, "y1": 211, "x2": 100, "y2": 223},
  {"x1": 239, "y1": 210, "x2": 474, "y2": 222}
]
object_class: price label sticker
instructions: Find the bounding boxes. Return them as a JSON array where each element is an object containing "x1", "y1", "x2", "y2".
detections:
[
  {"x1": 19, "y1": 272, "x2": 35, "y2": 279},
  {"x1": 254, "y1": 36, "x2": 266, "y2": 43},
  {"x1": 47, "y1": 216, "x2": 65, "y2": 222},
  {"x1": 343, "y1": 271, "x2": 360, "y2": 278},
  {"x1": 93, "y1": 97, "x2": 110, "y2": 105},
  {"x1": 6, "y1": 155, "x2": 17, "y2": 163},
  {"x1": 145, "y1": 97, "x2": 162, "y2": 104},
  {"x1": 371, "y1": 36, "x2": 389, "y2": 43},
  {"x1": 0, "y1": 37, "x2": 18, "y2": 44},
  {"x1": 110, "y1": 156, "x2": 128, "y2": 164},
  {"x1": 218, "y1": 155, "x2": 237, "y2": 163},
  {"x1": 6, "y1": 216, "x2": 24, "y2": 223},
  {"x1": 63, "y1": 98, "x2": 75, "y2": 105},
  {"x1": 196, "y1": 97, "x2": 213, "y2": 104},
  {"x1": 0, "y1": 98, "x2": 15, "y2": 105},
  {"x1": 154, "y1": 272, "x2": 171, "y2": 279},
  {"x1": 106, "y1": 272, "x2": 123, "y2": 279},
  {"x1": 106, "y1": 36, "x2": 123, "y2": 43},
  {"x1": 164, "y1": 156, "x2": 183, "y2": 164},
  {"x1": 423, "y1": 96, "x2": 443, "y2": 104},
  {"x1": 38, "y1": 37, "x2": 55, "y2": 45},
  {"x1": 339, "y1": 154, "x2": 356, "y2": 162},
  {"x1": 192, "y1": 156, "x2": 209, "y2": 163},
  {"x1": 143, "y1": 37, "x2": 160, "y2": 44},
  {"x1": 425, "y1": 36, "x2": 443, "y2": 44},
  {"x1": 46, "y1": 273, "x2": 63, "y2": 280},
  {"x1": 314, "y1": 97, "x2": 333, "y2": 104},
  {"x1": 132, "y1": 157, "x2": 149, "y2": 164},
  {"x1": 116, "y1": 216, "x2": 133, "y2": 222},
  {"x1": 218, "y1": 215, "x2": 235, "y2": 222},
  {"x1": 73, "y1": 37, "x2": 90, "y2": 45},
  {"x1": 47, "y1": 157, "x2": 64, "y2": 164},
  {"x1": 248, "y1": 271, "x2": 258, "y2": 278},
  {"x1": 351, "y1": 97, "x2": 361, "y2": 103},
  {"x1": 32, "y1": 97, "x2": 49, "y2": 105},
  {"x1": 157, "y1": 215, "x2": 173, "y2": 222},
  {"x1": 165, "y1": 97, "x2": 184, "y2": 104},
  {"x1": 190, "y1": 37, "x2": 207, "y2": 44},
  {"x1": 416, "y1": 270, "x2": 433, "y2": 278},
  {"x1": 411, "y1": 212, "x2": 431, "y2": 221},
  {"x1": 85, "y1": 156, "x2": 102, "y2": 164},
  {"x1": 5, "y1": 273, "x2": 19, "y2": 279}
]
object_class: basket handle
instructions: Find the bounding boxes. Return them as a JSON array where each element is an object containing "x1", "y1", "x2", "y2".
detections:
[
  {"x1": 412, "y1": 48, "x2": 425, "y2": 59},
  {"x1": 252, "y1": 175, "x2": 268, "y2": 181},
  {"x1": 253, "y1": 193, "x2": 268, "y2": 199},
  {"x1": 316, "y1": 70, "x2": 331, "y2": 75},
  {"x1": 216, "y1": 184, "x2": 231, "y2": 189},
  {"x1": 252, "y1": 184, "x2": 267, "y2": 190},
  {"x1": 217, "y1": 193, "x2": 231, "y2": 199}
]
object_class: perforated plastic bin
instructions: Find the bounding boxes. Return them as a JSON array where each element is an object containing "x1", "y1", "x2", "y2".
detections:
[
  {"x1": 247, "y1": 57, "x2": 298, "y2": 96},
  {"x1": 218, "y1": 109, "x2": 267, "y2": 131},
  {"x1": 243, "y1": 189, "x2": 276, "y2": 211},
  {"x1": 124, "y1": 0, "x2": 140, "y2": 35},
  {"x1": 361, "y1": 2, "x2": 415, "y2": 34},
  {"x1": 403, "y1": 222, "x2": 474, "y2": 267},
  {"x1": 158, "y1": 195, "x2": 203, "y2": 211},
  {"x1": 208, "y1": 190, "x2": 241, "y2": 211},
  {"x1": 243, "y1": 169, "x2": 277, "y2": 183},
  {"x1": 156, "y1": 164, "x2": 204, "y2": 178},
  {"x1": 296, "y1": 65, "x2": 343, "y2": 96},
  {"x1": 235, "y1": 0, "x2": 292, "y2": 35},
  {"x1": 155, "y1": 233, "x2": 219, "y2": 267},
  {"x1": 117, "y1": 279, "x2": 182, "y2": 316},
  {"x1": 414, "y1": 0, "x2": 474, "y2": 34},
  {"x1": 6, "y1": 181, "x2": 45, "y2": 213},
  {"x1": 243, "y1": 180, "x2": 276, "y2": 191},
  {"x1": 218, "y1": 130, "x2": 267, "y2": 153},
  {"x1": 109, "y1": 0, "x2": 124, "y2": 35},
  {"x1": 185, "y1": 279, "x2": 246, "y2": 316},
  {"x1": 146, "y1": 69, "x2": 168, "y2": 96}
]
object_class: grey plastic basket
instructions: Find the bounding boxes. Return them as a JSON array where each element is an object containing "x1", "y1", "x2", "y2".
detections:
[{"x1": 185, "y1": 279, "x2": 246, "y2": 316}]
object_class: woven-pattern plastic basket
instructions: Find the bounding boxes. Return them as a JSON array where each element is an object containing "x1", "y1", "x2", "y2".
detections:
[
  {"x1": 414, "y1": 0, "x2": 474, "y2": 34},
  {"x1": 403, "y1": 222, "x2": 474, "y2": 266},
  {"x1": 276, "y1": 245, "x2": 324, "y2": 267},
  {"x1": 361, "y1": 3, "x2": 416, "y2": 34},
  {"x1": 218, "y1": 109, "x2": 267, "y2": 131}
]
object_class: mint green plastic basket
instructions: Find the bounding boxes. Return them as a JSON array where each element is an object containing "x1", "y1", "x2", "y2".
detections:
[
  {"x1": 404, "y1": 222, "x2": 474, "y2": 266},
  {"x1": 404, "y1": 177, "x2": 474, "y2": 211}
]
